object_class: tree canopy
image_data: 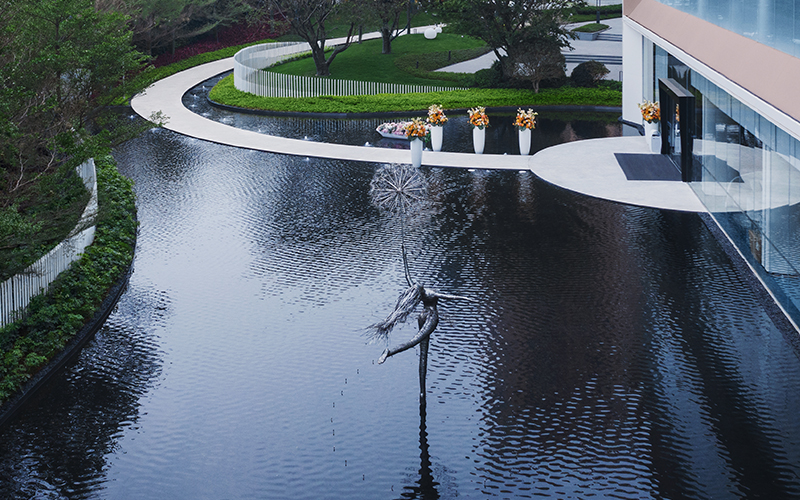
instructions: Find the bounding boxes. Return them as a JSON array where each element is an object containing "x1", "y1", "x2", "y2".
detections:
[
  {"x1": 0, "y1": 0, "x2": 144, "y2": 198},
  {"x1": 265, "y1": 0, "x2": 358, "y2": 76},
  {"x1": 442, "y1": 0, "x2": 579, "y2": 82}
]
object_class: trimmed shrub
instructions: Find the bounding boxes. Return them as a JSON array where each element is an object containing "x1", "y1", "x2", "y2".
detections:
[{"x1": 571, "y1": 60, "x2": 610, "y2": 88}]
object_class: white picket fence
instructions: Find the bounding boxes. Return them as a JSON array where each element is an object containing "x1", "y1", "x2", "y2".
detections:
[
  {"x1": 0, "y1": 159, "x2": 98, "y2": 328},
  {"x1": 233, "y1": 41, "x2": 465, "y2": 98}
]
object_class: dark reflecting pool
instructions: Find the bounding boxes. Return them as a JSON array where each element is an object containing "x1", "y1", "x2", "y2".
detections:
[
  {"x1": 184, "y1": 74, "x2": 623, "y2": 155},
  {"x1": 1, "y1": 114, "x2": 799, "y2": 499}
]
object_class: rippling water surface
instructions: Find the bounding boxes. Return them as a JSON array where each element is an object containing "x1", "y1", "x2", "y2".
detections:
[{"x1": 0, "y1": 106, "x2": 799, "y2": 499}]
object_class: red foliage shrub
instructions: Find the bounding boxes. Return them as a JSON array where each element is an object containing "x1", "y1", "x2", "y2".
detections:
[{"x1": 152, "y1": 21, "x2": 288, "y2": 68}]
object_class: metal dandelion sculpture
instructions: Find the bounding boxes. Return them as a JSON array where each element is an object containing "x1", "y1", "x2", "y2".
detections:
[
  {"x1": 367, "y1": 164, "x2": 473, "y2": 398},
  {"x1": 369, "y1": 163, "x2": 427, "y2": 215}
]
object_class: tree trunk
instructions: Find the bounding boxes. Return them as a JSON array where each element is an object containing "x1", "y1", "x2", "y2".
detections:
[
  {"x1": 381, "y1": 26, "x2": 391, "y2": 54},
  {"x1": 311, "y1": 46, "x2": 330, "y2": 76}
]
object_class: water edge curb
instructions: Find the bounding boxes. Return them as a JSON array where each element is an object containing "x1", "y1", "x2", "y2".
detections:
[{"x1": 0, "y1": 224, "x2": 137, "y2": 429}]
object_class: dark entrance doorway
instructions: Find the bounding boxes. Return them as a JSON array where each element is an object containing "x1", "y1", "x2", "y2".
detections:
[{"x1": 658, "y1": 77, "x2": 696, "y2": 182}]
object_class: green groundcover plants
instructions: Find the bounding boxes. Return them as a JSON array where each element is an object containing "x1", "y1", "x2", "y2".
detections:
[
  {"x1": 210, "y1": 74, "x2": 621, "y2": 113},
  {"x1": 0, "y1": 156, "x2": 137, "y2": 406}
]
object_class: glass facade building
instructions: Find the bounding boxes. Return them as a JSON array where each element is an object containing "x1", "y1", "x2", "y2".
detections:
[{"x1": 625, "y1": 0, "x2": 800, "y2": 326}]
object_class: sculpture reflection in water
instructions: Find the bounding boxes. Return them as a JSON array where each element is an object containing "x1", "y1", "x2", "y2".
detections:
[{"x1": 368, "y1": 163, "x2": 471, "y2": 499}]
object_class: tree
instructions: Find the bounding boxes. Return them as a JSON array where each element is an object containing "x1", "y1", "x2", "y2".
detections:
[
  {"x1": 511, "y1": 38, "x2": 566, "y2": 93},
  {"x1": 442, "y1": 0, "x2": 577, "y2": 81},
  {"x1": 0, "y1": 0, "x2": 144, "y2": 197},
  {"x1": 118, "y1": 0, "x2": 250, "y2": 56},
  {"x1": 265, "y1": 0, "x2": 358, "y2": 76},
  {"x1": 370, "y1": 0, "x2": 410, "y2": 54}
]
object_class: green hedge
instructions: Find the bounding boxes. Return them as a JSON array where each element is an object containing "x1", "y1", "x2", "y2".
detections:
[
  {"x1": 568, "y1": 3, "x2": 622, "y2": 22},
  {"x1": 0, "y1": 156, "x2": 137, "y2": 405},
  {"x1": 209, "y1": 74, "x2": 621, "y2": 113}
]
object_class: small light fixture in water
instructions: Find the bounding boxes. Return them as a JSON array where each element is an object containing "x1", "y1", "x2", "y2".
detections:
[
  {"x1": 364, "y1": 142, "x2": 371, "y2": 147},
  {"x1": 303, "y1": 136, "x2": 311, "y2": 141}
]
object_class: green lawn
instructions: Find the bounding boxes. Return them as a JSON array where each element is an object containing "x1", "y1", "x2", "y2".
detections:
[
  {"x1": 210, "y1": 19, "x2": 622, "y2": 113},
  {"x1": 269, "y1": 33, "x2": 487, "y2": 85},
  {"x1": 210, "y1": 75, "x2": 621, "y2": 113}
]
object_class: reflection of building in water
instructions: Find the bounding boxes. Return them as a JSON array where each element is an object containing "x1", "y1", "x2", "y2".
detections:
[{"x1": 623, "y1": 0, "x2": 800, "y2": 325}]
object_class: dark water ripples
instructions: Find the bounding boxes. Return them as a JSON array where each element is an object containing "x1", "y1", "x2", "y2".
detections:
[{"x1": 0, "y1": 103, "x2": 799, "y2": 498}]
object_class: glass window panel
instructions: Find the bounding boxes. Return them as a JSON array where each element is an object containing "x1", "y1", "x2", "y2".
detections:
[
  {"x1": 759, "y1": 113, "x2": 775, "y2": 150},
  {"x1": 740, "y1": 106, "x2": 757, "y2": 137},
  {"x1": 757, "y1": 0, "x2": 775, "y2": 45},
  {"x1": 730, "y1": 98, "x2": 741, "y2": 126},
  {"x1": 739, "y1": 0, "x2": 759, "y2": 38}
]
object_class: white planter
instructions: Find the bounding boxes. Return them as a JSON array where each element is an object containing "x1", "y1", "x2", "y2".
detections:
[
  {"x1": 472, "y1": 127, "x2": 485, "y2": 154},
  {"x1": 430, "y1": 125, "x2": 443, "y2": 152},
  {"x1": 644, "y1": 121, "x2": 658, "y2": 140},
  {"x1": 650, "y1": 134, "x2": 661, "y2": 153},
  {"x1": 410, "y1": 138, "x2": 423, "y2": 167},
  {"x1": 518, "y1": 128, "x2": 531, "y2": 155}
]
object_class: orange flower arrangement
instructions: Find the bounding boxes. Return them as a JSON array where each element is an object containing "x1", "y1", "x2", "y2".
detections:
[
  {"x1": 514, "y1": 108, "x2": 538, "y2": 131},
  {"x1": 427, "y1": 104, "x2": 448, "y2": 126},
  {"x1": 638, "y1": 100, "x2": 660, "y2": 123},
  {"x1": 468, "y1": 106, "x2": 489, "y2": 129},
  {"x1": 404, "y1": 118, "x2": 429, "y2": 139}
]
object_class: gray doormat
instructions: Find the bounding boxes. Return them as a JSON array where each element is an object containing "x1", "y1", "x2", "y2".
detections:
[{"x1": 614, "y1": 153, "x2": 681, "y2": 181}]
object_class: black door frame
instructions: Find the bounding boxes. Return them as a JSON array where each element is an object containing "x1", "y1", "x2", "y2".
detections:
[{"x1": 658, "y1": 77, "x2": 696, "y2": 182}]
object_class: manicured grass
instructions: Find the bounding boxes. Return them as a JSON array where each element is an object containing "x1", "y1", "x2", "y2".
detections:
[
  {"x1": 573, "y1": 23, "x2": 610, "y2": 33},
  {"x1": 210, "y1": 74, "x2": 621, "y2": 113},
  {"x1": 269, "y1": 33, "x2": 487, "y2": 85}
]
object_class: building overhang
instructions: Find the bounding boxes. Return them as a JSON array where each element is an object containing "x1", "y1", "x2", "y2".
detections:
[{"x1": 624, "y1": 0, "x2": 800, "y2": 140}]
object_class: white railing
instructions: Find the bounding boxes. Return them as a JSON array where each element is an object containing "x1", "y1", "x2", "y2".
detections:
[
  {"x1": 0, "y1": 158, "x2": 98, "y2": 328},
  {"x1": 233, "y1": 41, "x2": 466, "y2": 98}
]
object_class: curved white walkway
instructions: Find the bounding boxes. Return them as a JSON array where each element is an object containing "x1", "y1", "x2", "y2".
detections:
[{"x1": 131, "y1": 54, "x2": 706, "y2": 212}]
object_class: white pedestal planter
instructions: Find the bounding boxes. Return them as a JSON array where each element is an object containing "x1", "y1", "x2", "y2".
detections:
[
  {"x1": 518, "y1": 128, "x2": 531, "y2": 155},
  {"x1": 472, "y1": 127, "x2": 485, "y2": 154},
  {"x1": 644, "y1": 121, "x2": 657, "y2": 138},
  {"x1": 643, "y1": 121, "x2": 659, "y2": 152},
  {"x1": 651, "y1": 134, "x2": 661, "y2": 153},
  {"x1": 410, "y1": 138, "x2": 423, "y2": 167},
  {"x1": 430, "y1": 125, "x2": 443, "y2": 152}
]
